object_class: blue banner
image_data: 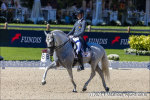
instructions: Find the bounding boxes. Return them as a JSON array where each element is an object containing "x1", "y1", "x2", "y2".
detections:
[
  {"x1": 8, "y1": 30, "x2": 47, "y2": 48},
  {"x1": 84, "y1": 32, "x2": 130, "y2": 49},
  {"x1": 0, "y1": 29, "x2": 149, "y2": 49},
  {"x1": 84, "y1": 32, "x2": 150, "y2": 49}
]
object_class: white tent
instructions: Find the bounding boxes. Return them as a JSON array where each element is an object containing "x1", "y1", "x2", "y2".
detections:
[
  {"x1": 92, "y1": 0, "x2": 103, "y2": 25},
  {"x1": 145, "y1": 0, "x2": 150, "y2": 26},
  {"x1": 31, "y1": 0, "x2": 44, "y2": 24}
]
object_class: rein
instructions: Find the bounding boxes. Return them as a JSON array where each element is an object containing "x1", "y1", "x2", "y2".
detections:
[
  {"x1": 48, "y1": 33, "x2": 70, "y2": 50},
  {"x1": 54, "y1": 39, "x2": 70, "y2": 50}
]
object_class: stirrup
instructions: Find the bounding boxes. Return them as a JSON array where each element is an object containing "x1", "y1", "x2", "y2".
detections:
[{"x1": 77, "y1": 66, "x2": 84, "y2": 71}]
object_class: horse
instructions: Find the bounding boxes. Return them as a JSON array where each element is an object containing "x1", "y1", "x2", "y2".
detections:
[{"x1": 41, "y1": 30, "x2": 110, "y2": 92}]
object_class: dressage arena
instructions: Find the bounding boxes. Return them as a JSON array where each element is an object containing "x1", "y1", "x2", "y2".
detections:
[{"x1": 1, "y1": 67, "x2": 150, "y2": 99}]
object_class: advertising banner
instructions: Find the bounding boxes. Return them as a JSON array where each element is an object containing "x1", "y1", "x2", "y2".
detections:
[
  {"x1": 8, "y1": 30, "x2": 47, "y2": 48},
  {"x1": 0, "y1": 29, "x2": 9, "y2": 46},
  {"x1": 0, "y1": 29, "x2": 149, "y2": 49},
  {"x1": 84, "y1": 32, "x2": 130, "y2": 49}
]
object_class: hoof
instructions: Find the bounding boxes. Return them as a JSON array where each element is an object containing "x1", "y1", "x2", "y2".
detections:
[
  {"x1": 82, "y1": 88, "x2": 87, "y2": 92},
  {"x1": 105, "y1": 87, "x2": 109, "y2": 92},
  {"x1": 42, "y1": 81, "x2": 46, "y2": 85},
  {"x1": 72, "y1": 89, "x2": 77, "y2": 93}
]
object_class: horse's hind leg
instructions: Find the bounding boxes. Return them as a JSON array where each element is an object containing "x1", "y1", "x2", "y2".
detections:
[
  {"x1": 82, "y1": 67, "x2": 96, "y2": 91},
  {"x1": 41, "y1": 61, "x2": 57, "y2": 85},
  {"x1": 67, "y1": 68, "x2": 77, "y2": 92},
  {"x1": 95, "y1": 65, "x2": 109, "y2": 92}
]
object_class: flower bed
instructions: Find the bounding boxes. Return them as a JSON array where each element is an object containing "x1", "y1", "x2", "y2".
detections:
[
  {"x1": 107, "y1": 54, "x2": 120, "y2": 61},
  {"x1": 124, "y1": 48, "x2": 150, "y2": 56}
]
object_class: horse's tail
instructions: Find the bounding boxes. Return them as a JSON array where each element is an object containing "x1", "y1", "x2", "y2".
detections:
[{"x1": 101, "y1": 52, "x2": 110, "y2": 80}]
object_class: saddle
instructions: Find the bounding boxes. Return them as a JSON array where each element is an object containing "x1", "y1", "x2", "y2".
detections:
[{"x1": 70, "y1": 39, "x2": 91, "y2": 58}]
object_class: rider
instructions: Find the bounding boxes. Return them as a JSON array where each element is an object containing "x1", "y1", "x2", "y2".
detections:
[{"x1": 68, "y1": 9, "x2": 86, "y2": 71}]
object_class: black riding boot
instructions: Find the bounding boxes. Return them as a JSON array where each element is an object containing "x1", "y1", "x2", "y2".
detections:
[{"x1": 77, "y1": 52, "x2": 84, "y2": 71}]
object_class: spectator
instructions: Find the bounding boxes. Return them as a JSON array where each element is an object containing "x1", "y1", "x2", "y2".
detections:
[
  {"x1": 45, "y1": 3, "x2": 52, "y2": 10},
  {"x1": 11, "y1": 0, "x2": 15, "y2": 7},
  {"x1": 15, "y1": 1, "x2": 22, "y2": 9},
  {"x1": 85, "y1": 3, "x2": 92, "y2": 19},
  {"x1": 7, "y1": 0, "x2": 14, "y2": 8},
  {"x1": 50, "y1": 0, "x2": 57, "y2": 9},
  {"x1": 1, "y1": 1, "x2": 7, "y2": 11},
  {"x1": 71, "y1": 3, "x2": 77, "y2": 11},
  {"x1": 65, "y1": 12, "x2": 71, "y2": 24},
  {"x1": 0, "y1": 1, "x2": 2, "y2": 7}
]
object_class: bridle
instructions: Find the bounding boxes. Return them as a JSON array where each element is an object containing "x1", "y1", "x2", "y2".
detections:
[{"x1": 47, "y1": 33, "x2": 70, "y2": 51}]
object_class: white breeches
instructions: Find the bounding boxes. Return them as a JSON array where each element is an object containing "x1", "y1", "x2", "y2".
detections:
[{"x1": 72, "y1": 37, "x2": 81, "y2": 54}]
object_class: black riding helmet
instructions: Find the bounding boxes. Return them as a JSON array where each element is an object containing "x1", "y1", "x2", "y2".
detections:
[{"x1": 75, "y1": 9, "x2": 84, "y2": 15}]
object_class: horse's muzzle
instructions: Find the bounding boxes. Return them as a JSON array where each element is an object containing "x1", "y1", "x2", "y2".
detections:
[{"x1": 47, "y1": 48, "x2": 54, "y2": 56}]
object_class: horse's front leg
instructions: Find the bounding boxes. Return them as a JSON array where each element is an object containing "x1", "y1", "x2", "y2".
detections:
[
  {"x1": 66, "y1": 68, "x2": 77, "y2": 92},
  {"x1": 41, "y1": 61, "x2": 57, "y2": 85}
]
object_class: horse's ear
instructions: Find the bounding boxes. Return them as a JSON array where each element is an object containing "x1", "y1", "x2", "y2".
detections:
[{"x1": 44, "y1": 31, "x2": 47, "y2": 36}]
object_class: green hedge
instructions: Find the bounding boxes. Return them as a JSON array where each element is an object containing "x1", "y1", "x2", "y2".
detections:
[{"x1": 128, "y1": 35, "x2": 150, "y2": 51}]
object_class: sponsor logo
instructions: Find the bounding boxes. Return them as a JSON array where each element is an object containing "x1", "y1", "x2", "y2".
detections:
[
  {"x1": 83, "y1": 35, "x2": 88, "y2": 41},
  {"x1": 88, "y1": 38, "x2": 108, "y2": 44},
  {"x1": 11, "y1": 33, "x2": 21, "y2": 43},
  {"x1": 11, "y1": 33, "x2": 42, "y2": 44},
  {"x1": 120, "y1": 39, "x2": 129, "y2": 45},
  {"x1": 21, "y1": 36, "x2": 41, "y2": 43},
  {"x1": 111, "y1": 36, "x2": 121, "y2": 45},
  {"x1": 83, "y1": 35, "x2": 128, "y2": 46}
]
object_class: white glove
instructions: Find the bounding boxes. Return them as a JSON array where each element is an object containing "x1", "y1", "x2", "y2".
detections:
[{"x1": 69, "y1": 35, "x2": 74, "y2": 39}]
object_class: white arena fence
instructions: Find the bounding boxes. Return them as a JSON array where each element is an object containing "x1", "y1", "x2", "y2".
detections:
[{"x1": 0, "y1": 60, "x2": 150, "y2": 70}]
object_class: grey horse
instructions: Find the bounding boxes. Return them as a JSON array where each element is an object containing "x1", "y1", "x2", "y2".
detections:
[{"x1": 42, "y1": 30, "x2": 110, "y2": 92}]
